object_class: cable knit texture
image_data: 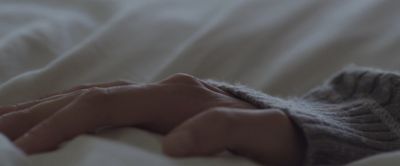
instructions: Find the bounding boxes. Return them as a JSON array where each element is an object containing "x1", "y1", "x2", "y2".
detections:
[{"x1": 206, "y1": 66, "x2": 400, "y2": 166}]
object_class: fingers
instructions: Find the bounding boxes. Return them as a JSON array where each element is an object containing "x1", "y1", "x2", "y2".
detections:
[
  {"x1": 40, "y1": 80, "x2": 133, "y2": 100},
  {"x1": 14, "y1": 88, "x2": 110, "y2": 154},
  {"x1": 0, "y1": 91, "x2": 82, "y2": 140},
  {"x1": 0, "y1": 93, "x2": 67, "y2": 116},
  {"x1": 0, "y1": 80, "x2": 132, "y2": 116}
]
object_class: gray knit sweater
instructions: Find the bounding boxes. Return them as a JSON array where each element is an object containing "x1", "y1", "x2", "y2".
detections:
[{"x1": 207, "y1": 66, "x2": 400, "y2": 166}]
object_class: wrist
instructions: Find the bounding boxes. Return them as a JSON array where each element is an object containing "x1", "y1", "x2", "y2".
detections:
[{"x1": 280, "y1": 110, "x2": 307, "y2": 166}]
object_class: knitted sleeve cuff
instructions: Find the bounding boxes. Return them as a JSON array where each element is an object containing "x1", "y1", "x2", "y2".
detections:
[{"x1": 205, "y1": 67, "x2": 400, "y2": 166}]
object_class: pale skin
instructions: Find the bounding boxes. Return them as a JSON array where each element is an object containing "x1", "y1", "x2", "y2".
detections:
[{"x1": 0, "y1": 73, "x2": 305, "y2": 166}]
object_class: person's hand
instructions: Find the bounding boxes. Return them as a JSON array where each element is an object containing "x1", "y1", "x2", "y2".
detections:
[
  {"x1": 0, "y1": 73, "x2": 254, "y2": 154},
  {"x1": 163, "y1": 107, "x2": 306, "y2": 166},
  {"x1": 0, "y1": 73, "x2": 306, "y2": 166}
]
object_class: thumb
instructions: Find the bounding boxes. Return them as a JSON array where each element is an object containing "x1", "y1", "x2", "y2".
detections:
[
  {"x1": 162, "y1": 107, "x2": 240, "y2": 157},
  {"x1": 163, "y1": 107, "x2": 304, "y2": 166}
]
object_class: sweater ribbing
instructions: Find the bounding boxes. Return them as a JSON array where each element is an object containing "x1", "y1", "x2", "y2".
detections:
[{"x1": 206, "y1": 66, "x2": 400, "y2": 166}]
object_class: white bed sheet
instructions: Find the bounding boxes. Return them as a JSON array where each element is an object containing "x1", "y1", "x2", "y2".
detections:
[{"x1": 0, "y1": 0, "x2": 400, "y2": 165}]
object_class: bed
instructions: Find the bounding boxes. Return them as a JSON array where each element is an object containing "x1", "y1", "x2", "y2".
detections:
[{"x1": 0, "y1": 0, "x2": 400, "y2": 165}]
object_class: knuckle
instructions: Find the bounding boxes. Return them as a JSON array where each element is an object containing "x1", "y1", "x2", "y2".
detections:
[
  {"x1": 163, "y1": 73, "x2": 199, "y2": 84},
  {"x1": 75, "y1": 84, "x2": 91, "y2": 90},
  {"x1": 13, "y1": 103, "x2": 23, "y2": 109},
  {"x1": 170, "y1": 73, "x2": 195, "y2": 79},
  {"x1": 114, "y1": 80, "x2": 132, "y2": 85},
  {"x1": 66, "y1": 85, "x2": 89, "y2": 93},
  {"x1": 80, "y1": 87, "x2": 109, "y2": 102}
]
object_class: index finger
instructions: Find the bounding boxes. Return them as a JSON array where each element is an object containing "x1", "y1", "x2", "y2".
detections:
[{"x1": 14, "y1": 94, "x2": 108, "y2": 154}]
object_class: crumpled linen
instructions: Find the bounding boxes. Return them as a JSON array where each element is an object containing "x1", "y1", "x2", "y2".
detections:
[{"x1": 0, "y1": 0, "x2": 400, "y2": 165}]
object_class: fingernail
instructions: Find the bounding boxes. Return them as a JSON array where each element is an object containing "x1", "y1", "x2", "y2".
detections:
[{"x1": 165, "y1": 131, "x2": 194, "y2": 157}]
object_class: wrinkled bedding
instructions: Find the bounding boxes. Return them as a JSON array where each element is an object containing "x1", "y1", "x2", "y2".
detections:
[{"x1": 0, "y1": 0, "x2": 400, "y2": 165}]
